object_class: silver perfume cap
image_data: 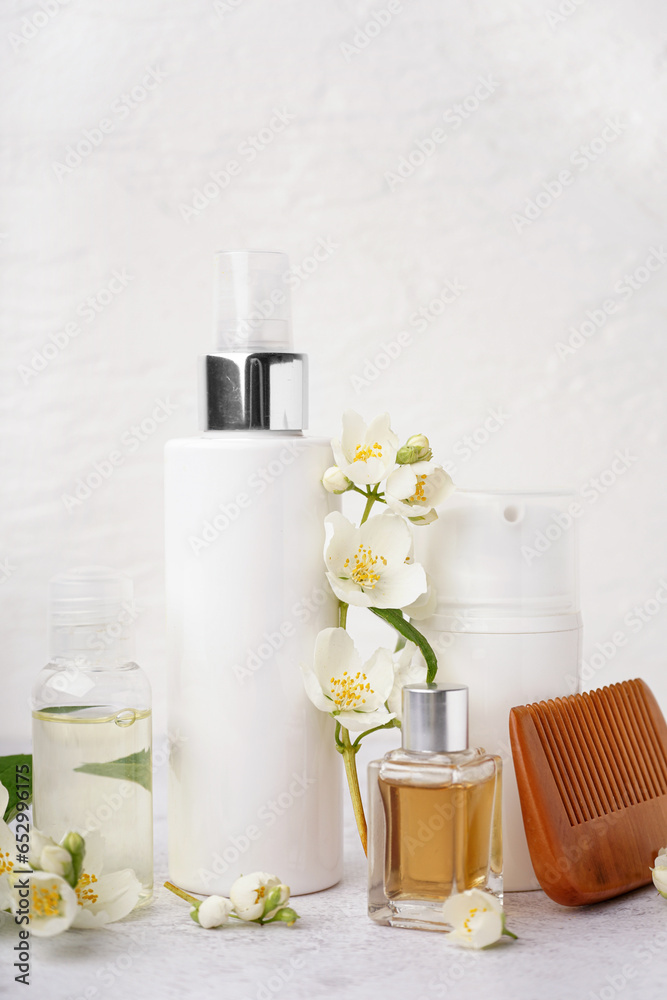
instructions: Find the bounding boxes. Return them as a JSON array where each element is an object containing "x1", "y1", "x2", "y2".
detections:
[
  {"x1": 401, "y1": 683, "x2": 469, "y2": 752},
  {"x1": 200, "y1": 251, "x2": 307, "y2": 431}
]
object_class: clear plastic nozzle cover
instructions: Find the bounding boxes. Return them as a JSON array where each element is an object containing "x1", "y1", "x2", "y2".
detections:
[
  {"x1": 48, "y1": 566, "x2": 135, "y2": 660},
  {"x1": 214, "y1": 251, "x2": 292, "y2": 352}
]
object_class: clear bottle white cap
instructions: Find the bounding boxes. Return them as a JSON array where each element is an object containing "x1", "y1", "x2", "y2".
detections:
[
  {"x1": 214, "y1": 251, "x2": 292, "y2": 352},
  {"x1": 49, "y1": 566, "x2": 135, "y2": 660},
  {"x1": 414, "y1": 490, "x2": 580, "y2": 629}
]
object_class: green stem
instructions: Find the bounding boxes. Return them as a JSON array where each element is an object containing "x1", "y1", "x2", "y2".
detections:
[
  {"x1": 340, "y1": 726, "x2": 367, "y2": 856},
  {"x1": 369, "y1": 607, "x2": 438, "y2": 683},
  {"x1": 352, "y1": 718, "x2": 398, "y2": 748},
  {"x1": 338, "y1": 601, "x2": 348, "y2": 629},
  {"x1": 360, "y1": 492, "x2": 376, "y2": 524},
  {"x1": 164, "y1": 882, "x2": 201, "y2": 907}
]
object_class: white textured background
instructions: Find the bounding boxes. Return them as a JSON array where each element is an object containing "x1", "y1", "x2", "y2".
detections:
[{"x1": 2, "y1": 0, "x2": 667, "y2": 740}]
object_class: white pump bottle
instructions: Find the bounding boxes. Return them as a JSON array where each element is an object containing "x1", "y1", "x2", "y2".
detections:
[{"x1": 165, "y1": 251, "x2": 343, "y2": 895}]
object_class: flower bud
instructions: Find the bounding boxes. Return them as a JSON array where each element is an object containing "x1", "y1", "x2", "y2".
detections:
[
  {"x1": 262, "y1": 883, "x2": 290, "y2": 920},
  {"x1": 270, "y1": 906, "x2": 300, "y2": 926},
  {"x1": 60, "y1": 831, "x2": 85, "y2": 888},
  {"x1": 322, "y1": 466, "x2": 353, "y2": 494},
  {"x1": 396, "y1": 434, "x2": 432, "y2": 464},
  {"x1": 192, "y1": 895, "x2": 234, "y2": 928},
  {"x1": 39, "y1": 845, "x2": 72, "y2": 879}
]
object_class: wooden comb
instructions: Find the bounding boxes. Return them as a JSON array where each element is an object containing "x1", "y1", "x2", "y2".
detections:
[{"x1": 510, "y1": 678, "x2": 667, "y2": 906}]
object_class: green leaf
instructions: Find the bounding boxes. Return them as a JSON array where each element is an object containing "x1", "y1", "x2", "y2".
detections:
[
  {"x1": 0, "y1": 754, "x2": 32, "y2": 823},
  {"x1": 74, "y1": 748, "x2": 152, "y2": 792},
  {"x1": 38, "y1": 705, "x2": 103, "y2": 715},
  {"x1": 369, "y1": 607, "x2": 438, "y2": 683}
]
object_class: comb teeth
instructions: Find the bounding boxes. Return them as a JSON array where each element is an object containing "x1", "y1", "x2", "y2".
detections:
[{"x1": 527, "y1": 679, "x2": 667, "y2": 825}]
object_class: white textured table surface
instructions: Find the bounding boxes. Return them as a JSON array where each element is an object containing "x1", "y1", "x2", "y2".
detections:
[{"x1": 2, "y1": 765, "x2": 666, "y2": 1000}]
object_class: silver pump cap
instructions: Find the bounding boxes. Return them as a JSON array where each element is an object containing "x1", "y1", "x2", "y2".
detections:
[
  {"x1": 401, "y1": 683, "x2": 469, "y2": 752},
  {"x1": 201, "y1": 250, "x2": 307, "y2": 431}
]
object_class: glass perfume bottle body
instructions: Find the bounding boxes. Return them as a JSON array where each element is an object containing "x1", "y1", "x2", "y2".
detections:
[
  {"x1": 32, "y1": 659, "x2": 154, "y2": 905},
  {"x1": 368, "y1": 747, "x2": 502, "y2": 930}
]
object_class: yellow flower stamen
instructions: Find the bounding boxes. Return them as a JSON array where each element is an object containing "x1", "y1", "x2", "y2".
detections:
[
  {"x1": 353, "y1": 441, "x2": 383, "y2": 463},
  {"x1": 463, "y1": 905, "x2": 487, "y2": 933},
  {"x1": 32, "y1": 883, "x2": 62, "y2": 917},
  {"x1": 330, "y1": 671, "x2": 374, "y2": 710},
  {"x1": 347, "y1": 544, "x2": 386, "y2": 589},
  {"x1": 408, "y1": 474, "x2": 428, "y2": 504},
  {"x1": 0, "y1": 848, "x2": 14, "y2": 875},
  {"x1": 253, "y1": 885, "x2": 267, "y2": 904},
  {"x1": 75, "y1": 872, "x2": 99, "y2": 906}
]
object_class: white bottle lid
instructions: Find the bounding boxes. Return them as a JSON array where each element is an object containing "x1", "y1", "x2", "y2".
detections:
[{"x1": 414, "y1": 489, "x2": 581, "y2": 634}]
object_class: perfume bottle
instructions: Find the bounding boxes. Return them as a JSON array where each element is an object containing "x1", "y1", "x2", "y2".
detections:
[
  {"x1": 368, "y1": 683, "x2": 502, "y2": 930},
  {"x1": 31, "y1": 567, "x2": 153, "y2": 905},
  {"x1": 165, "y1": 251, "x2": 343, "y2": 896}
]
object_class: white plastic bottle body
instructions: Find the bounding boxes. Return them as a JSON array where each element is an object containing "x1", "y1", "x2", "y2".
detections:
[
  {"x1": 420, "y1": 623, "x2": 582, "y2": 890},
  {"x1": 165, "y1": 431, "x2": 343, "y2": 895}
]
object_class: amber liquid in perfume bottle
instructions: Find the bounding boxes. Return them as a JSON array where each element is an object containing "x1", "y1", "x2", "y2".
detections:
[
  {"x1": 368, "y1": 683, "x2": 502, "y2": 931},
  {"x1": 380, "y1": 776, "x2": 501, "y2": 900}
]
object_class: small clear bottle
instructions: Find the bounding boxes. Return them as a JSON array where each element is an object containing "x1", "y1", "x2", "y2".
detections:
[
  {"x1": 31, "y1": 567, "x2": 153, "y2": 905},
  {"x1": 368, "y1": 683, "x2": 502, "y2": 931}
]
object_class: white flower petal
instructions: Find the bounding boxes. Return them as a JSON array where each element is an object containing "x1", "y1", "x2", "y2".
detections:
[
  {"x1": 370, "y1": 562, "x2": 427, "y2": 609},
  {"x1": 313, "y1": 627, "x2": 361, "y2": 694},
  {"x1": 362, "y1": 647, "x2": 396, "y2": 708},
  {"x1": 335, "y1": 707, "x2": 395, "y2": 732},
  {"x1": 230, "y1": 872, "x2": 281, "y2": 921},
  {"x1": 196, "y1": 895, "x2": 234, "y2": 928},
  {"x1": 0, "y1": 782, "x2": 8, "y2": 819},
  {"x1": 72, "y1": 869, "x2": 141, "y2": 928},
  {"x1": 13, "y1": 872, "x2": 78, "y2": 937},
  {"x1": 386, "y1": 462, "x2": 455, "y2": 521},
  {"x1": 443, "y1": 889, "x2": 504, "y2": 949},
  {"x1": 405, "y1": 576, "x2": 438, "y2": 621},
  {"x1": 0, "y1": 817, "x2": 17, "y2": 881},
  {"x1": 332, "y1": 411, "x2": 399, "y2": 486},
  {"x1": 449, "y1": 910, "x2": 503, "y2": 949},
  {"x1": 652, "y1": 865, "x2": 667, "y2": 896},
  {"x1": 324, "y1": 511, "x2": 427, "y2": 609},
  {"x1": 39, "y1": 845, "x2": 72, "y2": 878},
  {"x1": 387, "y1": 643, "x2": 428, "y2": 721},
  {"x1": 360, "y1": 511, "x2": 413, "y2": 566}
]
